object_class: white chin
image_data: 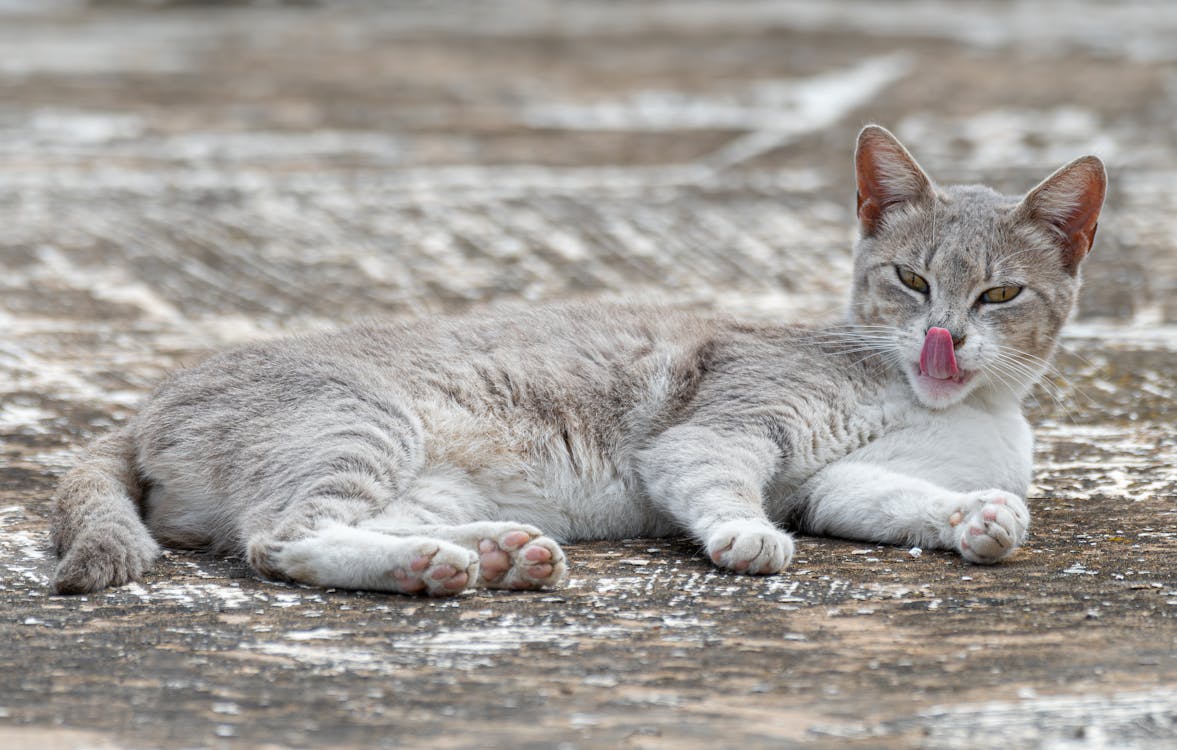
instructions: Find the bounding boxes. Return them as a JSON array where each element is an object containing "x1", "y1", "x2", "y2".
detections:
[{"x1": 909, "y1": 369, "x2": 977, "y2": 408}]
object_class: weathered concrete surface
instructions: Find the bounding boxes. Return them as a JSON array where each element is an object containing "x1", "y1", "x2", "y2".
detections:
[{"x1": 1, "y1": 1, "x2": 1175, "y2": 748}]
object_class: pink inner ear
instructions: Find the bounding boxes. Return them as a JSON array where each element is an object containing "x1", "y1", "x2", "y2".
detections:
[
  {"x1": 854, "y1": 127, "x2": 931, "y2": 236},
  {"x1": 1026, "y1": 157, "x2": 1106, "y2": 271},
  {"x1": 919, "y1": 327, "x2": 958, "y2": 379}
]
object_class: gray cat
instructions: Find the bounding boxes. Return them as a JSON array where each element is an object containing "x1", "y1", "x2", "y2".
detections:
[{"x1": 51, "y1": 126, "x2": 1106, "y2": 596}]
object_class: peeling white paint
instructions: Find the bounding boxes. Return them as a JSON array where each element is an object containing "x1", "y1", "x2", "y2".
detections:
[{"x1": 915, "y1": 689, "x2": 1177, "y2": 750}]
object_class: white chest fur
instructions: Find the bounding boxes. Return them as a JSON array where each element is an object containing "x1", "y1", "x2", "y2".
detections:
[{"x1": 847, "y1": 385, "x2": 1034, "y2": 497}]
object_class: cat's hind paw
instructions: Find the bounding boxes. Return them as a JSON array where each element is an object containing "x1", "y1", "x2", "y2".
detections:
[
  {"x1": 388, "y1": 540, "x2": 480, "y2": 597},
  {"x1": 53, "y1": 527, "x2": 160, "y2": 594},
  {"x1": 476, "y1": 531, "x2": 566, "y2": 590},
  {"x1": 706, "y1": 519, "x2": 793, "y2": 575},
  {"x1": 403, "y1": 521, "x2": 567, "y2": 590},
  {"x1": 951, "y1": 490, "x2": 1029, "y2": 564},
  {"x1": 251, "y1": 526, "x2": 478, "y2": 597}
]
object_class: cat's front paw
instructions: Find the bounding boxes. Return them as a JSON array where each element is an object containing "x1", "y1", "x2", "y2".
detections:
[
  {"x1": 950, "y1": 490, "x2": 1030, "y2": 564},
  {"x1": 706, "y1": 519, "x2": 793, "y2": 575}
]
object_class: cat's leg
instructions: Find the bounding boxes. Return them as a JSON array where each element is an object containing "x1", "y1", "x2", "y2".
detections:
[
  {"x1": 374, "y1": 522, "x2": 567, "y2": 590},
  {"x1": 795, "y1": 461, "x2": 1030, "y2": 563},
  {"x1": 245, "y1": 483, "x2": 481, "y2": 596},
  {"x1": 359, "y1": 469, "x2": 566, "y2": 590},
  {"x1": 252, "y1": 521, "x2": 479, "y2": 596},
  {"x1": 637, "y1": 425, "x2": 793, "y2": 575},
  {"x1": 240, "y1": 404, "x2": 479, "y2": 596}
]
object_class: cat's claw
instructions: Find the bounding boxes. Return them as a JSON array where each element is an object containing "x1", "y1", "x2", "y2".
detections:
[
  {"x1": 706, "y1": 519, "x2": 793, "y2": 575},
  {"x1": 952, "y1": 490, "x2": 1029, "y2": 564}
]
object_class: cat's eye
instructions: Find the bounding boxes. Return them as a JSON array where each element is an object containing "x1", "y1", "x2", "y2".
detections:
[
  {"x1": 979, "y1": 285, "x2": 1023, "y2": 304},
  {"x1": 896, "y1": 267, "x2": 930, "y2": 294}
]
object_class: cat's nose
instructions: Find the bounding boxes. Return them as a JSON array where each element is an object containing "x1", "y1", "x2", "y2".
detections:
[{"x1": 925, "y1": 327, "x2": 967, "y2": 349}]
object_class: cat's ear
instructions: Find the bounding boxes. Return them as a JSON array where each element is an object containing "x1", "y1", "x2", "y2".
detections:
[
  {"x1": 854, "y1": 125, "x2": 934, "y2": 237},
  {"x1": 1017, "y1": 156, "x2": 1106, "y2": 273}
]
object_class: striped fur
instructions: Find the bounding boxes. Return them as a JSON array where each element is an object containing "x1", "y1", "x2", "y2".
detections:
[{"x1": 51, "y1": 126, "x2": 1105, "y2": 595}]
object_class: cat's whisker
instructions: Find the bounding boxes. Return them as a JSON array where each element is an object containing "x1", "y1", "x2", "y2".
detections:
[
  {"x1": 984, "y1": 368, "x2": 1019, "y2": 401},
  {"x1": 845, "y1": 350, "x2": 898, "y2": 371},
  {"x1": 994, "y1": 345, "x2": 1064, "y2": 375},
  {"x1": 812, "y1": 338, "x2": 903, "y2": 364},
  {"x1": 985, "y1": 354, "x2": 1076, "y2": 422},
  {"x1": 994, "y1": 344, "x2": 1093, "y2": 410},
  {"x1": 805, "y1": 330, "x2": 900, "y2": 339},
  {"x1": 805, "y1": 335, "x2": 902, "y2": 351},
  {"x1": 811, "y1": 340, "x2": 897, "y2": 351},
  {"x1": 859, "y1": 345, "x2": 906, "y2": 370},
  {"x1": 825, "y1": 347, "x2": 892, "y2": 357},
  {"x1": 983, "y1": 362, "x2": 1035, "y2": 409},
  {"x1": 993, "y1": 346, "x2": 1076, "y2": 396},
  {"x1": 809, "y1": 340, "x2": 898, "y2": 349},
  {"x1": 988, "y1": 353, "x2": 1054, "y2": 394},
  {"x1": 809, "y1": 343, "x2": 899, "y2": 356},
  {"x1": 1053, "y1": 340, "x2": 1098, "y2": 370}
]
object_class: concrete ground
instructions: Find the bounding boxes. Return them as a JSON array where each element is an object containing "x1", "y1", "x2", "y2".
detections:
[{"x1": 1, "y1": 1, "x2": 1175, "y2": 747}]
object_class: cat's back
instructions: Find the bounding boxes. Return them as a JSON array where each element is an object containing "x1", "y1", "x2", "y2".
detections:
[
  {"x1": 135, "y1": 303, "x2": 726, "y2": 451},
  {"x1": 346, "y1": 303, "x2": 729, "y2": 449}
]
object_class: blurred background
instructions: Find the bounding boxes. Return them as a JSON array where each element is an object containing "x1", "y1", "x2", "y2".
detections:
[
  {"x1": 1, "y1": 2, "x2": 1175, "y2": 747},
  {"x1": 5, "y1": 0, "x2": 1176, "y2": 435},
  {"x1": 3, "y1": 0, "x2": 1174, "y2": 342}
]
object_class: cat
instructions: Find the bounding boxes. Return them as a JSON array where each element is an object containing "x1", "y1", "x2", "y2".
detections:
[{"x1": 50, "y1": 125, "x2": 1106, "y2": 597}]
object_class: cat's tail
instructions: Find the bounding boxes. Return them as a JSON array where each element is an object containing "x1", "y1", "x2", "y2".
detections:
[{"x1": 50, "y1": 426, "x2": 160, "y2": 594}]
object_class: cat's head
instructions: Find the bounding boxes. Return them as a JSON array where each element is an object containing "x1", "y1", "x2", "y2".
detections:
[{"x1": 847, "y1": 125, "x2": 1106, "y2": 410}]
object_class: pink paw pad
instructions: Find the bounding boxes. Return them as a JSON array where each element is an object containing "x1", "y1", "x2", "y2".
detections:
[
  {"x1": 477, "y1": 539, "x2": 511, "y2": 581},
  {"x1": 430, "y1": 564, "x2": 457, "y2": 580},
  {"x1": 501, "y1": 531, "x2": 532, "y2": 550},
  {"x1": 391, "y1": 543, "x2": 476, "y2": 597},
  {"x1": 955, "y1": 491, "x2": 1029, "y2": 565},
  {"x1": 422, "y1": 562, "x2": 469, "y2": 596},
  {"x1": 710, "y1": 538, "x2": 735, "y2": 564},
  {"x1": 392, "y1": 568, "x2": 426, "y2": 593},
  {"x1": 470, "y1": 529, "x2": 565, "y2": 589},
  {"x1": 437, "y1": 571, "x2": 468, "y2": 592},
  {"x1": 525, "y1": 563, "x2": 554, "y2": 580},
  {"x1": 520, "y1": 542, "x2": 555, "y2": 580}
]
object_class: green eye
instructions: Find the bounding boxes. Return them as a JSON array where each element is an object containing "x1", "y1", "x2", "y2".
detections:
[
  {"x1": 896, "y1": 267, "x2": 930, "y2": 294},
  {"x1": 979, "y1": 285, "x2": 1023, "y2": 304}
]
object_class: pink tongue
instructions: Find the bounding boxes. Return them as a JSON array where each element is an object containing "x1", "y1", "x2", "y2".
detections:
[{"x1": 919, "y1": 327, "x2": 959, "y2": 379}]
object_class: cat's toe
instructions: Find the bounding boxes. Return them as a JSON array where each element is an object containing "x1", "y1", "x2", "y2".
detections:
[
  {"x1": 706, "y1": 519, "x2": 793, "y2": 575},
  {"x1": 504, "y1": 537, "x2": 567, "y2": 590},
  {"x1": 470, "y1": 529, "x2": 566, "y2": 590},
  {"x1": 54, "y1": 528, "x2": 160, "y2": 594},
  {"x1": 419, "y1": 522, "x2": 563, "y2": 590},
  {"x1": 391, "y1": 541, "x2": 478, "y2": 596},
  {"x1": 955, "y1": 491, "x2": 1029, "y2": 564},
  {"x1": 476, "y1": 539, "x2": 513, "y2": 582}
]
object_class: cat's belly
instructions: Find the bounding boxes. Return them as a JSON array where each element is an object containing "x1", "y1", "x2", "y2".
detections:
[
  {"x1": 420, "y1": 406, "x2": 675, "y2": 541},
  {"x1": 143, "y1": 482, "x2": 232, "y2": 552},
  {"x1": 480, "y1": 458, "x2": 678, "y2": 542}
]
